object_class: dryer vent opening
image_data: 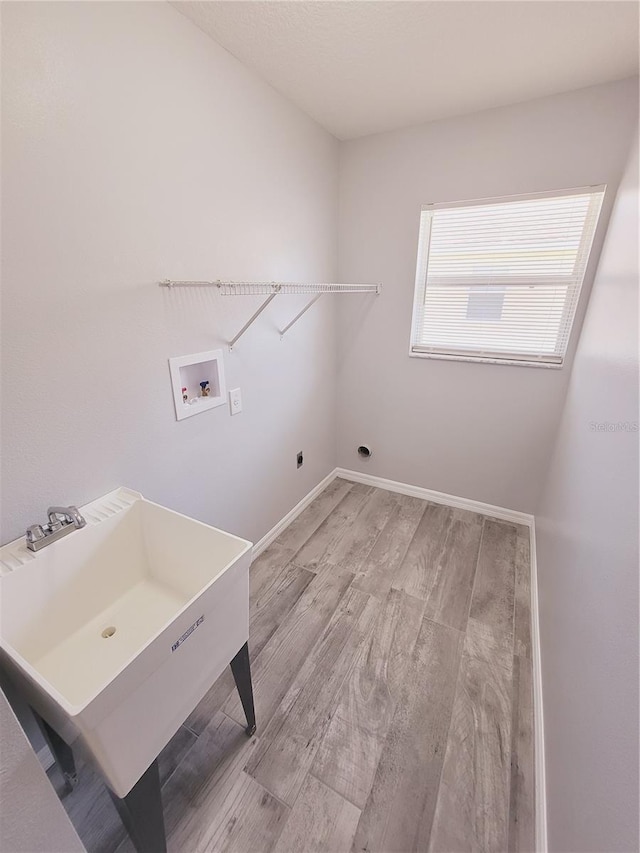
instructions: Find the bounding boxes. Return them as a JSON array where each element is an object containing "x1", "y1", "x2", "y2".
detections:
[{"x1": 357, "y1": 445, "x2": 372, "y2": 459}]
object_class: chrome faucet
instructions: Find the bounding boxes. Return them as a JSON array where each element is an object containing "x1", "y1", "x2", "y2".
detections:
[{"x1": 26, "y1": 505, "x2": 87, "y2": 552}]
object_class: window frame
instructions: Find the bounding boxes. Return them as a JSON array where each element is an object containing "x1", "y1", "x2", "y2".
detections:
[{"x1": 408, "y1": 185, "x2": 606, "y2": 369}]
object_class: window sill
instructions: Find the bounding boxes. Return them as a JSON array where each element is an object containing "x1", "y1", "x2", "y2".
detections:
[{"x1": 408, "y1": 350, "x2": 564, "y2": 369}]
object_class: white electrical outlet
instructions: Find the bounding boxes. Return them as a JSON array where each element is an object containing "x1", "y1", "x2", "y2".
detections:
[{"x1": 229, "y1": 388, "x2": 242, "y2": 415}]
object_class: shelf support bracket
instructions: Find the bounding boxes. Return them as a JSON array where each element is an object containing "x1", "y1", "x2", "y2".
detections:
[
  {"x1": 280, "y1": 293, "x2": 323, "y2": 339},
  {"x1": 229, "y1": 287, "x2": 280, "y2": 350}
]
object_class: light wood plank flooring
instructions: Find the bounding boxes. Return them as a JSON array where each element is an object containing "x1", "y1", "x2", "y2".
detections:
[{"x1": 48, "y1": 477, "x2": 535, "y2": 853}]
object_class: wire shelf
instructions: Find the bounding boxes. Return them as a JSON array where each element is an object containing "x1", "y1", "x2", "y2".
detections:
[
  {"x1": 159, "y1": 280, "x2": 381, "y2": 347},
  {"x1": 160, "y1": 280, "x2": 381, "y2": 295}
]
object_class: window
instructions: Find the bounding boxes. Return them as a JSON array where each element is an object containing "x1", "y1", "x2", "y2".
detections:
[{"x1": 410, "y1": 186, "x2": 605, "y2": 367}]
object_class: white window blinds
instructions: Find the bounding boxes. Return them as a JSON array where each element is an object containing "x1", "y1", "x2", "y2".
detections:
[{"x1": 410, "y1": 186, "x2": 605, "y2": 366}]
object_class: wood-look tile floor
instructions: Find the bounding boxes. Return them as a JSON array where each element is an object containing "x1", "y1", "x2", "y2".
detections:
[{"x1": 49, "y1": 478, "x2": 535, "y2": 853}]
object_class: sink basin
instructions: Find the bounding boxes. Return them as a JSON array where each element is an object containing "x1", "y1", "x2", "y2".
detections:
[{"x1": 0, "y1": 488, "x2": 252, "y2": 797}]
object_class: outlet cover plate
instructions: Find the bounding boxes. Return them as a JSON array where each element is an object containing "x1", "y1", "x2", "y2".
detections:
[{"x1": 229, "y1": 388, "x2": 242, "y2": 415}]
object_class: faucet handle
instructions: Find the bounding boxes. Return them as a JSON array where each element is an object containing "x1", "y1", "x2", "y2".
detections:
[
  {"x1": 26, "y1": 525, "x2": 45, "y2": 544},
  {"x1": 68, "y1": 506, "x2": 87, "y2": 528}
]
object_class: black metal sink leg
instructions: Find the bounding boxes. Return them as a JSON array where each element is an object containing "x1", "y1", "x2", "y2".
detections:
[
  {"x1": 230, "y1": 641, "x2": 256, "y2": 736},
  {"x1": 32, "y1": 707, "x2": 77, "y2": 793},
  {"x1": 108, "y1": 759, "x2": 166, "y2": 853}
]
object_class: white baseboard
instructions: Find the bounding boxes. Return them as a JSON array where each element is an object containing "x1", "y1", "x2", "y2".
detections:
[
  {"x1": 529, "y1": 520, "x2": 548, "y2": 853},
  {"x1": 252, "y1": 466, "x2": 545, "y2": 850},
  {"x1": 252, "y1": 469, "x2": 339, "y2": 557},
  {"x1": 335, "y1": 467, "x2": 534, "y2": 526}
]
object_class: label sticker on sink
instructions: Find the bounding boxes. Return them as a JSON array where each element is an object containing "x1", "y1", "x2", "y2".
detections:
[{"x1": 172, "y1": 615, "x2": 204, "y2": 652}]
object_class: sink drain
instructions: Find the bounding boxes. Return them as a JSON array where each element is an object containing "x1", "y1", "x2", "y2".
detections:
[{"x1": 101, "y1": 626, "x2": 116, "y2": 639}]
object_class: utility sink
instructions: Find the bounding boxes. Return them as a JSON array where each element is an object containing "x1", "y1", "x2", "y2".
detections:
[{"x1": 0, "y1": 488, "x2": 252, "y2": 798}]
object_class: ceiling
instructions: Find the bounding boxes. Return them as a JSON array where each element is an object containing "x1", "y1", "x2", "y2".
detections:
[{"x1": 174, "y1": 1, "x2": 639, "y2": 140}]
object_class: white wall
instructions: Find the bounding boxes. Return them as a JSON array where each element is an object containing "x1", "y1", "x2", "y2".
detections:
[
  {"x1": 535, "y1": 133, "x2": 639, "y2": 852},
  {"x1": 0, "y1": 689, "x2": 85, "y2": 852},
  {"x1": 337, "y1": 79, "x2": 638, "y2": 512},
  {"x1": 0, "y1": 1, "x2": 338, "y2": 547}
]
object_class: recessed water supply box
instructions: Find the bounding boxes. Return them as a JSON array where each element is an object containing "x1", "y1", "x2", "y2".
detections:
[{"x1": 169, "y1": 349, "x2": 226, "y2": 421}]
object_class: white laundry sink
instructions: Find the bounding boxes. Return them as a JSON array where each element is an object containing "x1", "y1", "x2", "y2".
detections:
[{"x1": 0, "y1": 488, "x2": 252, "y2": 797}]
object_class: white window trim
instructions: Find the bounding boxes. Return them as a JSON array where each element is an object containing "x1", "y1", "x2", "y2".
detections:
[{"x1": 408, "y1": 185, "x2": 606, "y2": 368}]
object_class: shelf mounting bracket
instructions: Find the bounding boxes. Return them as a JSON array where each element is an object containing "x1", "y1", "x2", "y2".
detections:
[
  {"x1": 229, "y1": 286, "x2": 281, "y2": 350},
  {"x1": 279, "y1": 293, "x2": 323, "y2": 339}
]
